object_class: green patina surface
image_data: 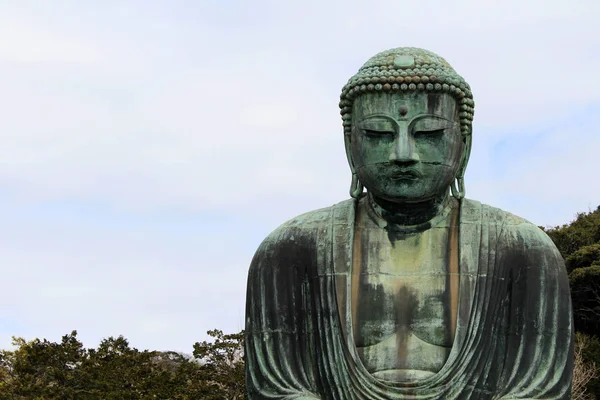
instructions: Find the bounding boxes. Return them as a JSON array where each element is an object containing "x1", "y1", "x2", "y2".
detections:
[{"x1": 245, "y1": 47, "x2": 574, "y2": 399}]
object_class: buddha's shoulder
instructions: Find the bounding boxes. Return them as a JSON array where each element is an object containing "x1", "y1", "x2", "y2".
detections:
[
  {"x1": 257, "y1": 199, "x2": 354, "y2": 248},
  {"x1": 462, "y1": 198, "x2": 556, "y2": 248}
]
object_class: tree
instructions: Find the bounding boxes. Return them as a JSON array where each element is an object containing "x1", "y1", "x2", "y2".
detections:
[
  {"x1": 546, "y1": 205, "x2": 600, "y2": 398},
  {"x1": 569, "y1": 266, "x2": 600, "y2": 337},
  {"x1": 545, "y1": 206, "x2": 600, "y2": 259},
  {"x1": 0, "y1": 330, "x2": 87, "y2": 399},
  {"x1": 0, "y1": 330, "x2": 245, "y2": 399},
  {"x1": 566, "y1": 243, "x2": 600, "y2": 273},
  {"x1": 82, "y1": 335, "x2": 170, "y2": 399},
  {"x1": 572, "y1": 333, "x2": 599, "y2": 400},
  {"x1": 192, "y1": 329, "x2": 245, "y2": 399}
]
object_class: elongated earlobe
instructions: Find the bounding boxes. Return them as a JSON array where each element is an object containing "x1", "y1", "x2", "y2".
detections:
[
  {"x1": 344, "y1": 133, "x2": 364, "y2": 199},
  {"x1": 451, "y1": 176, "x2": 465, "y2": 200},
  {"x1": 451, "y1": 135, "x2": 471, "y2": 201},
  {"x1": 350, "y1": 173, "x2": 364, "y2": 199}
]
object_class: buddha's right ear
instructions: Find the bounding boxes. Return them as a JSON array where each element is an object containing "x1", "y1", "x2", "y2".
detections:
[
  {"x1": 344, "y1": 133, "x2": 356, "y2": 174},
  {"x1": 344, "y1": 133, "x2": 364, "y2": 199}
]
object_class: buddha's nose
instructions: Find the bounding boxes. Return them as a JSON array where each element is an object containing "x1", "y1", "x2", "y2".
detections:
[{"x1": 389, "y1": 124, "x2": 419, "y2": 164}]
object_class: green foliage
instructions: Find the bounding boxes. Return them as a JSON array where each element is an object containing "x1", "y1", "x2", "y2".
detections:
[
  {"x1": 0, "y1": 330, "x2": 246, "y2": 400},
  {"x1": 546, "y1": 205, "x2": 600, "y2": 398},
  {"x1": 545, "y1": 206, "x2": 600, "y2": 259},
  {"x1": 0, "y1": 331, "x2": 87, "y2": 399},
  {"x1": 566, "y1": 243, "x2": 600, "y2": 273},
  {"x1": 569, "y1": 266, "x2": 600, "y2": 337},
  {"x1": 546, "y1": 206, "x2": 600, "y2": 338},
  {"x1": 193, "y1": 330, "x2": 246, "y2": 399}
]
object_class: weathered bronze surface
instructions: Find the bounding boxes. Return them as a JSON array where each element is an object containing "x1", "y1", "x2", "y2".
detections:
[{"x1": 245, "y1": 47, "x2": 574, "y2": 399}]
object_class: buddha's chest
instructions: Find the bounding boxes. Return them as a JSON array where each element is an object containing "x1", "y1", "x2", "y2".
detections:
[
  {"x1": 350, "y1": 223, "x2": 459, "y2": 380},
  {"x1": 353, "y1": 273, "x2": 453, "y2": 348},
  {"x1": 352, "y1": 240, "x2": 454, "y2": 348}
]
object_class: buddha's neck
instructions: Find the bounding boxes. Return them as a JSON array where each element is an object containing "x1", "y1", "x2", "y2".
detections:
[{"x1": 368, "y1": 192, "x2": 450, "y2": 227}]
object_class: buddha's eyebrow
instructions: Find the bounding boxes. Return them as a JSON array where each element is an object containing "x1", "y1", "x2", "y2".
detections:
[
  {"x1": 359, "y1": 113, "x2": 396, "y2": 120},
  {"x1": 410, "y1": 114, "x2": 456, "y2": 123}
]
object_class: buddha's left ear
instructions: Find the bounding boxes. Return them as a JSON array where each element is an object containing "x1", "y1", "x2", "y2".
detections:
[
  {"x1": 452, "y1": 134, "x2": 472, "y2": 200},
  {"x1": 344, "y1": 133, "x2": 364, "y2": 199}
]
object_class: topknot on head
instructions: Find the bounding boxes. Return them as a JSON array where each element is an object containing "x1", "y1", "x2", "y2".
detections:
[{"x1": 339, "y1": 47, "x2": 475, "y2": 136}]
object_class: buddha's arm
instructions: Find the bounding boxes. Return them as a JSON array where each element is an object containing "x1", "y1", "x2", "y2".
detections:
[
  {"x1": 494, "y1": 223, "x2": 574, "y2": 400},
  {"x1": 245, "y1": 228, "x2": 322, "y2": 400}
]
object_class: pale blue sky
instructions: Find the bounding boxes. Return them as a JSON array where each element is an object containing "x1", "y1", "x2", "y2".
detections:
[{"x1": 0, "y1": 0, "x2": 599, "y2": 353}]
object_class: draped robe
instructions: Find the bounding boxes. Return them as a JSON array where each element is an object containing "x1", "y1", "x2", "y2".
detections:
[{"x1": 245, "y1": 198, "x2": 574, "y2": 399}]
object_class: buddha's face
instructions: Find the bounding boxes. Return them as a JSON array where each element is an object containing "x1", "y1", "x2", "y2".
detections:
[{"x1": 349, "y1": 92, "x2": 465, "y2": 203}]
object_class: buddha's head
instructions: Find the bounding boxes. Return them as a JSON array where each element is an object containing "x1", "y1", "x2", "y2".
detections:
[{"x1": 340, "y1": 48, "x2": 474, "y2": 204}]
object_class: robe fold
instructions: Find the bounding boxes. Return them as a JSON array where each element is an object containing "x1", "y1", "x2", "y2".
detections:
[{"x1": 245, "y1": 198, "x2": 573, "y2": 399}]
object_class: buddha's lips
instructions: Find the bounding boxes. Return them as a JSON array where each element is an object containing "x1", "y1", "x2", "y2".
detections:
[{"x1": 387, "y1": 168, "x2": 422, "y2": 180}]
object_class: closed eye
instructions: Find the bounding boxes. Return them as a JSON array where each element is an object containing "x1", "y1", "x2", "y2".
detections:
[
  {"x1": 414, "y1": 128, "x2": 445, "y2": 138},
  {"x1": 363, "y1": 129, "x2": 394, "y2": 137}
]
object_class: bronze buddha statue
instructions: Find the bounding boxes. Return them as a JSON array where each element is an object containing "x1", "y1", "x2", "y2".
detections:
[{"x1": 244, "y1": 47, "x2": 574, "y2": 399}]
